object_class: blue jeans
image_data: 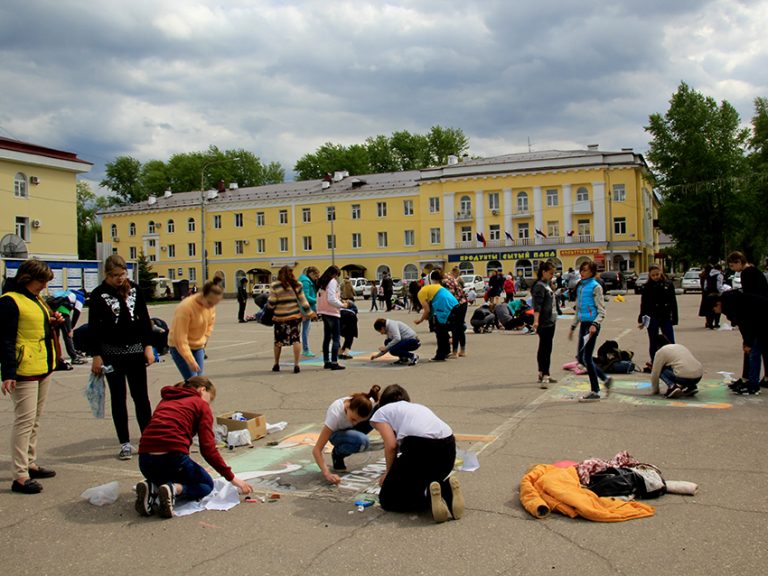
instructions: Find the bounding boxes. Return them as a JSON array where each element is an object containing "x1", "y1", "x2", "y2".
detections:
[
  {"x1": 386, "y1": 337, "x2": 421, "y2": 361},
  {"x1": 648, "y1": 318, "x2": 675, "y2": 361},
  {"x1": 169, "y1": 347, "x2": 205, "y2": 380},
  {"x1": 660, "y1": 367, "x2": 701, "y2": 392},
  {"x1": 577, "y1": 323, "x2": 607, "y2": 393},
  {"x1": 329, "y1": 429, "x2": 370, "y2": 458},
  {"x1": 302, "y1": 318, "x2": 312, "y2": 352},
  {"x1": 748, "y1": 337, "x2": 763, "y2": 385},
  {"x1": 322, "y1": 315, "x2": 341, "y2": 363},
  {"x1": 138, "y1": 452, "x2": 214, "y2": 500}
]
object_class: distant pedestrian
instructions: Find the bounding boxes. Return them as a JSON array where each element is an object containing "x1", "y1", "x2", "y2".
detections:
[
  {"x1": 699, "y1": 264, "x2": 723, "y2": 329},
  {"x1": 637, "y1": 264, "x2": 678, "y2": 367},
  {"x1": 298, "y1": 266, "x2": 320, "y2": 358},
  {"x1": 487, "y1": 270, "x2": 505, "y2": 304},
  {"x1": 369, "y1": 281, "x2": 379, "y2": 311},
  {"x1": 317, "y1": 265, "x2": 348, "y2": 370},
  {"x1": 382, "y1": 274, "x2": 394, "y2": 311},
  {"x1": 371, "y1": 318, "x2": 421, "y2": 365},
  {"x1": 341, "y1": 277, "x2": 356, "y2": 301},
  {"x1": 532, "y1": 261, "x2": 558, "y2": 388},
  {"x1": 267, "y1": 266, "x2": 313, "y2": 373},
  {"x1": 236, "y1": 277, "x2": 248, "y2": 323},
  {"x1": 504, "y1": 274, "x2": 516, "y2": 303}
]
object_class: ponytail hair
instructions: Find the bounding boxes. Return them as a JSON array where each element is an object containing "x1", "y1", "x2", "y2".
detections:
[
  {"x1": 203, "y1": 275, "x2": 224, "y2": 297},
  {"x1": 379, "y1": 384, "x2": 410, "y2": 407},
  {"x1": 536, "y1": 261, "x2": 555, "y2": 281},
  {"x1": 176, "y1": 376, "x2": 217, "y2": 401},
  {"x1": 348, "y1": 385, "x2": 381, "y2": 419}
]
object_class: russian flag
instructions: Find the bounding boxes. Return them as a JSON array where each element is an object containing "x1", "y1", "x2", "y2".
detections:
[
  {"x1": 476, "y1": 232, "x2": 487, "y2": 247},
  {"x1": 505, "y1": 231, "x2": 514, "y2": 242}
]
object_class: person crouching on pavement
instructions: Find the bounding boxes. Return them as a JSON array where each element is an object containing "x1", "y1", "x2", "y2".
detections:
[
  {"x1": 650, "y1": 336, "x2": 703, "y2": 399},
  {"x1": 135, "y1": 376, "x2": 252, "y2": 518},
  {"x1": 312, "y1": 385, "x2": 381, "y2": 483},
  {"x1": 371, "y1": 317, "x2": 421, "y2": 365}
]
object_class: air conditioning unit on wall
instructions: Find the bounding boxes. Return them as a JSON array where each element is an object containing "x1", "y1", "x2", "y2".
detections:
[
  {"x1": 112, "y1": 236, "x2": 120, "y2": 242},
  {"x1": 491, "y1": 210, "x2": 499, "y2": 216},
  {"x1": 31, "y1": 219, "x2": 42, "y2": 228},
  {"x1": 30, "y1": 176, "x2": 40, "y2": 185}
]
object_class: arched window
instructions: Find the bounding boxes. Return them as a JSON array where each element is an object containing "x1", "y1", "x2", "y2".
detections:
[
  {"x1": 459, "y1": 195, "x2": 472, "y2": 214},
  {"x1": 458, "y1": 261, "x2": 474, "y2": 274},
  {"x1": 167, "y1": 219, "x2": 175, "y2": 233},
  {"x1": 14, "y1": 172, "x2": 28, "y2": 197},
  {"x1": 376, "y1": 265, "x2": 390, "y2": 280},
  {"x1": 187, "y1": 217, "x2": 196, "y2": 232},
  {"x1": 575, "y1": 256, "x2": 592, "y2": 269},
  {"x1": 148, "y1": 220, "x2": 156, "y2": 234},
  {"x1": 576, "y1": 187, "x2": 589, "y2": 202},
  {"x1": 403, "y1": 263, "x2": 419, "y2": 281},
  {"x1": 486, "y1": 260, "x2": 502, "y2": 276},
  {"x1": 129, "y1": 222, "x2": 136, "y2": 236},
  {"x1": 235, "y1": 269, "x2": 247, "y2": 289},
  {"x1": 110, "y1": 224, "x2": 117, "y2": 238},
  {"x1": 515, "y1": 259, "x2": 533, "y2": 278},
  {"x1": 214, "y1": 270, "x2": 226, "y2": 289},
  {"x1": 516, "y1": 192, "x2": 529, "y2": 213}
]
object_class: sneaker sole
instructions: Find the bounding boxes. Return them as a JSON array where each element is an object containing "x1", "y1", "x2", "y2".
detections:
[
  {"x1": 158, "y1": 485, "x2": 174, "y2": 519},
  {"x1": 666, "y1": 389, "x2": 683, "y2": 399},
  {"x1": 119, "y1": 453, "x2": 132, "y2": 461},
  {"x1": 135, "y1": 482, "x2": 152, "y2": 517},
  {"x1": 578, "y1": 397, "x2": 600, "y2": 403},
  {"x1": 448, "y1": 476, "x2": 465, "y2": 520},
  {"x1": 429, "y1": 482, "x2": 450, "y2": 523}
]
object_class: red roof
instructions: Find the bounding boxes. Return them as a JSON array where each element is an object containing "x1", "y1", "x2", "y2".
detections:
[{"x1": 0, "y1": 136, "x2": 92, "y2": 166}]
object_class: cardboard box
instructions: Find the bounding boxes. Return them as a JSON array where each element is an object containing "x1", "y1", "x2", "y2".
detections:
[{"x1": 217, "y1": 411, "x2": 267, "y2": 441}]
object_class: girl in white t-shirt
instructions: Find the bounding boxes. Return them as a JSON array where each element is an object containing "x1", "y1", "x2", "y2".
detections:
[
  {"x1": 370, "y1": 384, "x2": 464, "y2": 523},
  {"x1": 312, "y1": 385, "x2": 381, "y2": 485}
]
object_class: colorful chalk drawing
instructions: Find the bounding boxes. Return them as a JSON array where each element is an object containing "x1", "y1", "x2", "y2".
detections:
[
  {"x1": 553, "y1": 376, "x2": 737, "y2": 409},
  {"x1": 286, "y1": 350, "x2": 410, "y2": 370}
]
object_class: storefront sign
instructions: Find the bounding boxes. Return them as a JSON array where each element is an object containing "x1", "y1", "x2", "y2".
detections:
[
  {"x1": 448, "y1": 250, "x2": 557, "y2": 263},
  {"x1": 560, "y1": 248, "x2": 600, "y2": 256}
]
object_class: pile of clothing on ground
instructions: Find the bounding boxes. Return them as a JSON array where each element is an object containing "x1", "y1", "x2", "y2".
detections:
[{"x1": 519, "y1": 451, "x2": 698, "y2": 522}]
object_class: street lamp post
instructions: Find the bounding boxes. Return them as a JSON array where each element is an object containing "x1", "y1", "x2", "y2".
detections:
[{"x1": 199, "y1": 157, "x2": 241, "y2": 282}]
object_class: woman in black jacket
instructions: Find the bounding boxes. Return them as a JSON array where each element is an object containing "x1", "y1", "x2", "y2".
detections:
[
  {"x1": 532, "y1": 261, "x2": 558, "y2": 388},
  {"x1": 638, "y1": 265, "x2": 678, "y2": 366},
  {"x1": 89, "y1": 255, "x2": 154, "y2": 460}
]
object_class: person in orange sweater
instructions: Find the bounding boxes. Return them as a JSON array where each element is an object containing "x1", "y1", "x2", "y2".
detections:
[{"x1": 168, "y1": 277, "x2": 223, "y2": 379}]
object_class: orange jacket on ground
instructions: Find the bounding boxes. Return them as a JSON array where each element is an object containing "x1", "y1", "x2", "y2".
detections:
[{"x1": 519, "y1": 464, "x2": 655, "y2": 522}]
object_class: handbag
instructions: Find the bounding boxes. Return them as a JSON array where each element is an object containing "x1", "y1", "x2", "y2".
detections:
[{"x1": 260, "y1": 305, "x2": 275, "y2": 326}]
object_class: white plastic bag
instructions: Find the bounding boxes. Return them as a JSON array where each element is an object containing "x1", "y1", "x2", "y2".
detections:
[
  {"x1": 227, "y1": 429, "x2": 252, "y2": 447},
  {"x1": 81, "y1": 481, "x2": 119, "y2": 506}
]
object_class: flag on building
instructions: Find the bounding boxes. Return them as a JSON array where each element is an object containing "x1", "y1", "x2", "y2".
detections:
[
  {"x1": 567, "y1": 230, "x2": 575, "y2": 237},
  {"x1": 535, "y1": 228, "x2": 548, "y2": 238},
  {"x1": 476, "y1": 232, "x2": 487, "y2": 247},
  {"x1": 505, "y1": 231, "x2": 514, "y2": 242}
]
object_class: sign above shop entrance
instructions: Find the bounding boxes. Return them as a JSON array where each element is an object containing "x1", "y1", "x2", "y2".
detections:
[{"x1": 448, "y1": 249, "x2": 557, "y2": 262}]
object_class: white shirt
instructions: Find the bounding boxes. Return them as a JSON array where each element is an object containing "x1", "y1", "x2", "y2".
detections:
[
  {"x1": 324, "y1": 397, "x2": 353, "y2": 431},
  {"x1": 370, "y1": 401, "x2": 453, "y2": 443}
]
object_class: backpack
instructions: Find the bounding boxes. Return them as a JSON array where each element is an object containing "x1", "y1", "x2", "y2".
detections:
[
  {"x1": 588, "y1": 465, "x2": 666, "y2": 499},
  {"x1": 596, "y1": 340, "x2": 636, "y2": 373}
]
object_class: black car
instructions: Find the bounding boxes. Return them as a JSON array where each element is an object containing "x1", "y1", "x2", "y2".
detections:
[{"x1": 599, "y1": 271, "x2": 624, "y2": 291}]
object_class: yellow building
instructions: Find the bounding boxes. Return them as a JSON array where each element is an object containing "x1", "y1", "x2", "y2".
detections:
[
  {"x1": 99, "y1": 147, "x2": 658, "y2": 293},
  {"x1": 1, "y1": 137, "x2": 92, "y2": 285}
]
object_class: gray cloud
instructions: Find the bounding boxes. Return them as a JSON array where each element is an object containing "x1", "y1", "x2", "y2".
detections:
[{"x1": 1, "y1": 0, "x2": 766, "y2": 184}]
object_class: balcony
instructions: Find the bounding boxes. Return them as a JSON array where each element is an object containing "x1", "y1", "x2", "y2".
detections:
[
  {"x1": 511, "y1": 209, "x2": 531, "y2": 219},
  {"x1": 572, "y1": 200, "x2": 593, "y2": 214},
  {"x1": 575, "y1": 234, "x2": 593, "y2": 243},
  {"x1": 516, "y1": 237, "x2": 533, "y2": 246},
  {"x1": 540, "y1": 236, "x2": 564, "y2": 245},
  {"x1": 455, "y1": 210, "x2": 473, "y2": 222}
]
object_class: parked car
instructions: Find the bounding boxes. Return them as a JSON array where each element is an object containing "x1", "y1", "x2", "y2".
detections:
[
  {"x1": 251, "y1": 283, "x2": 271, "y2": 296},
  {"x1": 350, "y1": 277, "x2": 370, "y2": 298},
  {"x1": 599, "y1": 271, "x2": 624, "y2": 291},
  {"x1": 633, "y1": 272, "x2": 649, "y2": 294},
  {"x1": 681, "y1": 270, "x2": 702, "y2": 294},
  {"x1": 625, "y1": 272, "x2": 639, "y2": 291},
  {"x1": 460, "y1": 274, "x2": 485, "y2": 293}
]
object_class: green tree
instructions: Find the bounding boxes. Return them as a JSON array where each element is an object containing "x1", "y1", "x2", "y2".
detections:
[
  {"x1": 389, "y1": 130, "x2": 431, "y2": 170},
  {"x1": 140, "y1": 160, "x2": 170, "y2": 197},
  {"x1": 365, "y1": 134, "x2": 399, "y2": 173},
  {"x1": 738, "y1": 97, "x2": 768, "y2": 262},
  {"x1": 76, "y1": 181, "x2": 112, "y2": 259},
  {"x1": 100, "y1": 156, "x2": 144, "y2": 204},
  {"x1": 645, "y1": 82, "x2": 749, "y2": 263},
  {"x1": 427, "y1": 125, "x2": 469, "y2": 165},
  {"x1": 136, "y1": 251, "x2": 155, "y2": 302}
]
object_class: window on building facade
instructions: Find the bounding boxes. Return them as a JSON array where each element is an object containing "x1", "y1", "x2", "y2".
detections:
[
  {"x1": 327, "y1": 206, "x2": 336, "y2": 221},
  {"x1": 256, "y1": 212, "x2": 265, "y2": 226},
  {"x1": 518, "y1": 222, "x2": 530, "y2": 240},
  {"x1": 168, "y1": 268, "x2": 176, "y2": 280},
  {"x1": 214, "y1": 241, "x2": 222, "y2": 256},
  {"x1": 576, "y1": 187, "x2": 589, "y2": 202},
  {"x1": 302, "y1": 208, "x2": 311, "y2": 223},
  {"x1": 188, "y1": 242, "x2": 196, "y2": 256},
  {"x1": 577, "y1": 219, "x2": 591, "y2": 237},
  {"x1": 14, "y1": 173, "x2": 27, "y2": 197},
  {"x1": 168, "y1": 244, "x2": 176, "y2": 258},
  {"x1": 460, "y1": 226, "x2": 472, "y2": 242},
  {"x1": 613, "y1": 217, "x2": 627, "y2": 235},
  {"x1": 377, "y1": 231, "x2": 388, "y2": 247},
  {"x1": 489, "y1": 224, "x2": 500, "y2": 240},
  {"x1": 129, "y1": 222, "x2": 136, "y2": 236},
  {"x1": 187, "y1": 218, "x2": 196, "y2": 232},
  {"x1": 404, "y1": 263, "x2": 419, "y2": 281},
  {"x1": 148, "y1": 239, "x2": 156, "y2": 248},
  {"x1": 327, "y1": 235, "x2": 336, "y2": 250},
  {"x1": 351, "y1": 204, "x2": 361, "y2": 219},
  {"x1": 429, "y1": 197, "x2": 440, "y2": 213},
  {"x1": 303, "y1": 236, "x2": 312, "y2": 251},
  {"x1": 235, "y1": 240, "x2": 245, "y2": 255},
  {"x1": 377, "y1": 202, "x2": 387, "y2": 217},
  {"x1": 403, "y1": 199, "x2": 414, "y2": 216},
  {"x1": 189, "y1": 268, "x2": 197, "y2": 282},
  {"x1": 148, "y1": 221, "x2": 156, "y2": 234},
  {"x1": 459, "y1": 196, "x2": 471, "y2": 215},
  {"x1": 430, "y1": 227, "x2": 441, "y2": 244},
  {"x1": 612, "y1": 184, "x2": 626, "y2": 202},
  {"x1": 489, "y1": 192, "x2": 500, "y2": 211},
  {"x1": 167, "y1": 219, "x2": 175, "y2": 233},
  {"x1": 279, "y1": 237, "x2": 288, "y2": 252},
  {"x1": 213, "y1": 215, "x2": 221, "y2": 229},
  {"x1": 546, "y1": 189, "x2": 558, "y2": 207},
  {"x1": 148, "y1": 254, "x2": 156, "y2": 262},
  {"x1": 404, "y1": 230, "x2": 415, "y2": 246},
  {"x1": 129, "y1": 246, "x2": 137, "y2": 259},
  {"x1": 352, "y1": 233, "x2": 361, "y2": 248},
  {"x1": 256, "y1": 239, "x2": 265, "y2": 253},
  {"x1": 517, "y1": 192, "x2": 529, "y2": 213},
  {"x1": 110, "y1": 224, "x2": 117, "y2": 238},
  {"x1": 235, "y1": 213, "x2": 243, "y2": 227},
  {"x1": 279, "y1": 209, "x2": 288, "y2": 224},
  {"x1": 547, "y1": 220, "x2": 560, "y2": 238}
]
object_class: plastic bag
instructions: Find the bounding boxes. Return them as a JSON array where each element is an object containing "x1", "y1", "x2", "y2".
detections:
[
  {"x1": 227, "y1": 429, "x2": 252, "y2": 447},
  {"x1": 81, "y1": 481, "x2": 119, "y2": 506},
  {"x1": 85, "y1": 372, "x2": 106, "y2": 419}
]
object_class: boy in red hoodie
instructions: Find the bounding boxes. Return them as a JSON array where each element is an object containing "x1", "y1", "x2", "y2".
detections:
[{"x1": 135, "y1": 376, "x2": 252, "y2": 518}]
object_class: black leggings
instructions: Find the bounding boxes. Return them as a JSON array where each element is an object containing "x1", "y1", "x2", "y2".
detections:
[
  {"x1": 104, "y1": 354, "x2": 151, "y2": 444},
  {"x1": 451, "y1": 302, "x2": 468, "y2": 353},
  {"x1": 536, "y1": 324, "x2": 556, "y2": 375},
  {"x1": 379, "y1": 435, "x2": 456, "y2": 513}
]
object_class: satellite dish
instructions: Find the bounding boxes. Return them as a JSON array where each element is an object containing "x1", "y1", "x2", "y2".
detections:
[{"x1": 0, "y1": 234, "x2": 29, "y2": 259}]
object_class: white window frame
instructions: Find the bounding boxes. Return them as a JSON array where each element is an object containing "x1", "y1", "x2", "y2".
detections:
[
  {"x1": 234, "y1": 213, "x2": 243, "y2": 228},
  {"x1": 547, "y1": 220, "x2": 560, "y2": 238},
  {"x1": 327, "y1": 206, "x2": 336, "y2": 221},
  {"x1": 403, "y1": 199, "x2": 414, "y2": 216},
  {"x1": 129, "y1": 246, "x2": 137, "y2": 259},
  {"x1": 460, "y1": 226, "x2": 472, "y2": 242},
  {"x1": 213, "y1": 241, "x2": 222, "y2": 256},
  {"x1": 110, "y1": 224, "x2": 117, "y2": 238},
  {"x1": 187, "y1": 218, "x2": 196, "y2": 232},
  {"x1": 489, "y1": 192, "x2": 500, "y2": 211},
  {"x1": 429, "y1": 197, "x2": 440, "y2": 213},
  {"x1": 303, "y1": 236, "x2": 313, "y2": 251},
  {"x1": 279, "y1": 237, "x2": 288, "y2": 252},
  {"x1": 279, "y1": 209, "x2": 288, "y2": 225},
  {"x1": 213, "y1": 215, "x2": 221, "y2": 229},
  {"x1": 352, "y1": 233, "x2": 362, "y2": 249},
  {"x1": 302, "y1": 208, "x2": 311, "y2": 223},
  {"x1": 148, "y1": 221, "x2": 156, "y2": 234},
  {"x1": 430, "y1": 227, "x2": 441, "y2": 245},
  {"x1": 576, "y1": 187, "x2": 589, "y2": 202},
  {"x1": 546, "y1": 189, "x2": 558, "y2": 207},
  {"x1": 612, "y1": 184, "x2": 626, "y2": 202},
  {"x1": 377, "y1": 231, "x2": 388, "y2": 248},
  {"x1": 351, "y1": 204, "x2": 361, "y2": 220},
  {"x1": 404, "y1": 229, "x2": 415, "y2": 246},
  {"x1": 189, "y1": 268, "x2": 197, "y2": 282},
  {"x1": 14, "y1": 173, "x2": 27, "y2": 198},
  {"x1": 256, "y1": 212, "x2": 265, "y2": 226},
  {"x1": 129, "y1": 222, "x2": 136, "y2": 236},
  {"x1": 518, "y1": 223, "x2": 529, "y2": 240},
  {"x1": 613, "y1": 217, "x2": 627, "y2": 235},
  {"x1": 377, "y1": 202, "x2": 387, "y2": 218},
  {"x1": 235, "y1": 240, "x2": 245, "y2": 255},
  {"x1": 167, "y1": 219, "x2": 175, "y2": 233},
  {"x1": 167, "y1": 244, "x2": 176, "y2": 258},
  {"x1": 517, "y1": 192, "x2": 529, "y2": 213},
  {"x1": 327, "y1": 234, "x2": 336, "y2": 250},
  {"x1": 256, "y1": 239, "x2": 265, "y2": 253},
  {"x1": 188, "y1": 242, "x2": 196, "y2": 256},
  {"x1": 489, "y1": 224, "x2": 501, "y2": 240}
]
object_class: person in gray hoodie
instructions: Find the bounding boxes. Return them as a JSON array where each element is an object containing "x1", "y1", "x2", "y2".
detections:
[
  {"x1": 371, "y1": 318, "x2": 420, "y2": 365},
  {"x1": 532, "y1": 261, "x2": 558, "y2": 388}
]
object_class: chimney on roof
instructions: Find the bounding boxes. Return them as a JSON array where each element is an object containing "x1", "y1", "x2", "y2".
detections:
[
  {"x1": 587, "y1": 144, "x2": 599, "y2": 151},
  {"x1": 163, "y1": 189, "x2": 172, "y2": 198},
  {"x1": 321, "y1": 180, "x2": 331, "y2": 190},
  {"x1": 333, "y1": 171, "x2": 345, "y2": 182},
  {"x1": 447, "y1": 155, "x2": 459, "y2": 165},
  {"x1": 147, "y1": 195, "x2": 157, "y2": 205},
  {"x1": 217, "y1": 179, "x2": 226, "y2": 193},
  {"x1": 229, "y1": 182, "x2": 238, "y2": 190}
]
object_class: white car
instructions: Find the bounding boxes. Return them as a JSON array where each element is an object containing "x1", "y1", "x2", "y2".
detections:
[
  {"x1": 681, "y1": 270, "x2": 701, "y2": 294},
  {"x1": 460, "y1": 274, "x2": 485, "y2": 293},
  {"x1": 350, "y1": 278, "x2": 370, "y2": 298}
]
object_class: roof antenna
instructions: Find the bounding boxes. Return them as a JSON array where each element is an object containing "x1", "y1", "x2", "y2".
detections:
[{"x1": 527, "y1": 137, "x2": 532, "y2": 152}]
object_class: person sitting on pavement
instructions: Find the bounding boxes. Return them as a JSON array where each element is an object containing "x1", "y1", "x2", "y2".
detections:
[
  {"x1": 650, "y1": 336, "x2": 703, "y2": 399},
  {"x1": 312, "y1": 385, "x2": 382, "y2": 483},
  {"x1": 371, "y1": 318, "x2": 421, "y2": 365},
  {"x1": 470, "y1": 303, "x2": 495, "y2": 333},
  {"x1": 492, "y1": 300, "x2": 531, "y2": 332}
]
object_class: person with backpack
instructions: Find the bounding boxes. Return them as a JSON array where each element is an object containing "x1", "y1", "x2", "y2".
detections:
[
  {"x1": 568, "y1": 260, "x2": 612, "y2": 402},
  {"x1": 649, "y1": 337, "x2": 703, "y2": 398},
  {"x1": 637, "y1": 264, "x2": 678, "y2": 368}
]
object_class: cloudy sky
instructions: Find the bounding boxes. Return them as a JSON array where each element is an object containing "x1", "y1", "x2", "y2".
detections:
[{"x1": 1, "y1": 0, "x2": 767, "y2": 187}]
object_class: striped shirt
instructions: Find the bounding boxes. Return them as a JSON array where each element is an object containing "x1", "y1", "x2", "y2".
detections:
[{"x1": 268, "y1": 282, "x2": 310, "y2": 322}]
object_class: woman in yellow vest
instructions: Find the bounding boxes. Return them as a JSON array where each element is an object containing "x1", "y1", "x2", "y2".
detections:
[{"x1": 0, "y1": 259, "x2": 60, "y2": 494}]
